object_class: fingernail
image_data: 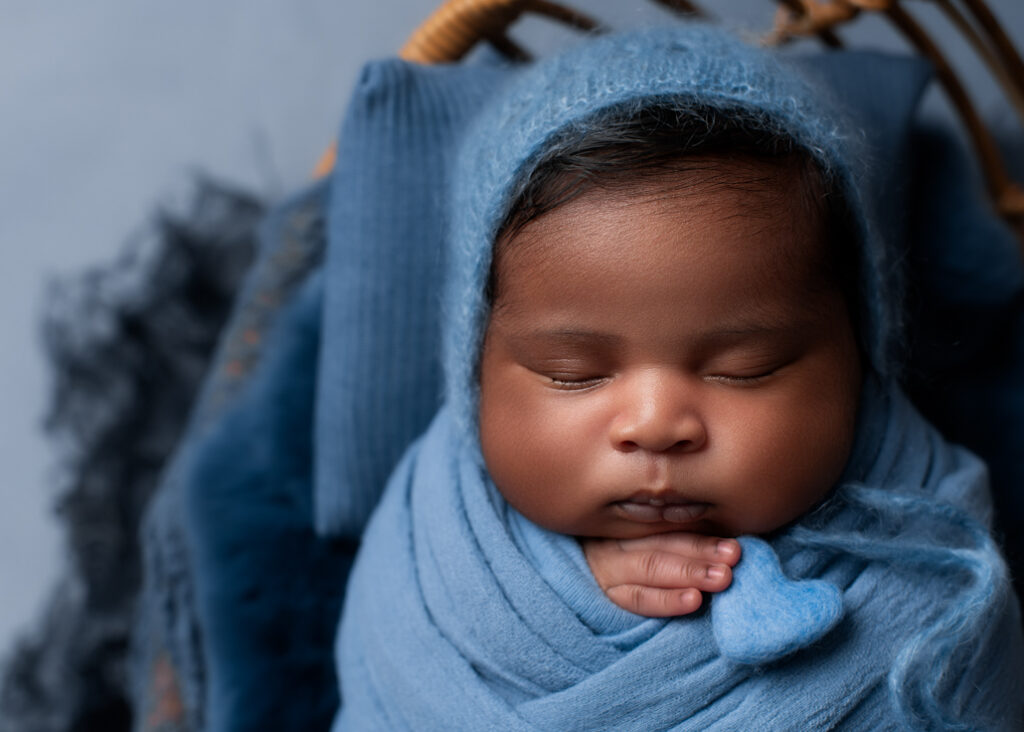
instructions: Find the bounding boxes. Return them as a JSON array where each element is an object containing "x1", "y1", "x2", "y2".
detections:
[
  {"x1": 707, "y1": 565, "x2": 726, "y2": 580},
  {"x1": 717, "y1": 540, "x2": 734, "y2": 556}
]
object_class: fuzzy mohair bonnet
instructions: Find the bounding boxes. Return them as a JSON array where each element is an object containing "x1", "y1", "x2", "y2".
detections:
[{"x1": 442, "y1": 25, "x2": 894, "y2": 440}]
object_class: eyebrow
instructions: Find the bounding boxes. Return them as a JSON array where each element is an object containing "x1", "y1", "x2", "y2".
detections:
[
  {"x1": 501, "y1": 317, "x2": 808, "y2": 348},
  {"x1": 689, "y1": 319, "x2": 814, "y2": 351},
  {"x1": 501, "y1": 327, "x2": 625, "y2": 347},
  {"x1": 700, "y1": 320, "x2": 803, "y2": 339}
]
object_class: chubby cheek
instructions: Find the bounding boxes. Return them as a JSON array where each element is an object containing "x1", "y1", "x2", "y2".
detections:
[
  {"x1": 713, "y1": 382, "x2": 859, "y2": 536},
  {"x1": 479, "y1": 371, "x2": 601, "y2": 532}
]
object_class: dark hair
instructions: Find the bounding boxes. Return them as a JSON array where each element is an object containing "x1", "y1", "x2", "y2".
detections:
[{"x1": 490, "y1": 104, "x2": 861, "y2": 338}]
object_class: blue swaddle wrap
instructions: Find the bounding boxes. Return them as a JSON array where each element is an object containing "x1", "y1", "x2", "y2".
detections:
[
  {"x1": 336, "y1": 378, "x2": 1023, "y2": 730},
  {"x1": 330, "y1": 25, "x2": 1024, "y2": 731}
]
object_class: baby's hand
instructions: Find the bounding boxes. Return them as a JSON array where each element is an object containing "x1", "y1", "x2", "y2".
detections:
[{"x1": 582, "y1": 533, "x2": 741, "y2": 617}]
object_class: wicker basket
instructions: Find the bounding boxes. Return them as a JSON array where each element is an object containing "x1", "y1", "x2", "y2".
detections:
[{"x1": 315, "y1": 0, "x2": 1024, "y2": 247}]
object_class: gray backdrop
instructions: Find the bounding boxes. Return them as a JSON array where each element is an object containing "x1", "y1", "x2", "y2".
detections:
[{"x1": 1, "y1": 0, "x2": 1020, "y2": 660}]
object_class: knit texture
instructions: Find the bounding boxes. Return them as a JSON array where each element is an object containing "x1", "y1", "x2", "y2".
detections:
[
  {"x1": 185, "y1": 272, "x2": 355, "y2": 731},
  {"x1": 443, "y1": 25, "x2": 898, "y2": 439},
  {"x1": 335, "y1": 378, "x2": 1024, "y2": 730},
  {"x1": 314, "y1": 59, "x2": 510, "y2": 536},
  {"x1": 179, "y1": 182, "x2": 355, "y2": 731},
  {"x1": 711, "y1": 536, "x2": 843, "y2": 664},
  {"x1": 508, "y1": 513, "x2": 845, "y2": 665}
]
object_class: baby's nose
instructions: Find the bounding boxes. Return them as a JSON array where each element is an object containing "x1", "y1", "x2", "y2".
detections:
[{"x1": 608, "y1": 373, "x2": 707, "y2": 454}]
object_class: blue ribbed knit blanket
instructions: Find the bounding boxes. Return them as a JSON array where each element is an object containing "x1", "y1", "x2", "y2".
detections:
[{"x1": 334, "y1": 377, "x2": 1023, "y2": 730}]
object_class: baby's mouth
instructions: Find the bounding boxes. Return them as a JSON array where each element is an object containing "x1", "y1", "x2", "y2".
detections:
[{"x1": 612, "y1": 493, "x2": 710, "y2": 523}]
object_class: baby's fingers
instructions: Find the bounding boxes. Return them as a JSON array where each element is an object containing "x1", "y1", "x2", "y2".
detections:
[
  {"x1": 604, "y1": 585, "x2": 704, "y2": 617},
  {"x1": 616, "y1": 533, "x2": 740, "y2": 566},
  {"x1": 586, "y1": 545, "x2": 734, "y2": 593}
]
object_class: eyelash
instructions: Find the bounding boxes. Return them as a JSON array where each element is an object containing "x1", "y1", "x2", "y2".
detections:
[
  {"x1": 704, "y1": 368, "x2": 779, "y2": 385},
  {"x1": 547, "y1": 375, "x2": 608, "y2": 390},
  {"x1": 541, "y1": 360, "x2": 786, "y2": 391}
]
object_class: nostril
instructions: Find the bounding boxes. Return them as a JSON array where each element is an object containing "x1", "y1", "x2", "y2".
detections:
[
  {"x1": 611, "y1": 410, "x2": 706, "y2": 453},
  {"x1": 615, "y1": 436, "x2": 698, "y2": 454},
  {"x1": 660, "y1": 438, "x2": 695, "y2": 455}
]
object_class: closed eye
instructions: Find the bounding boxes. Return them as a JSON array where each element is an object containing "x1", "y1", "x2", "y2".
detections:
[
  {"x1": 703, "y1": 359, "x2": 793, "y2": 386},
  {"x1": 704, "y1": 371, "x2": 776, "y2": 386},
  {"x1": 546, "y1": 374, "x2": 609, "y2": 391}
]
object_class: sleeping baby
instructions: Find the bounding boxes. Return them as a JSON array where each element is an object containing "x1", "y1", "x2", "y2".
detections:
[
  {"x1": 479, "y1": 101, "x2": 859, "y2": 618},
  {"x1": 333, "y1": 25, "x2": 1024, "y2": 731}
]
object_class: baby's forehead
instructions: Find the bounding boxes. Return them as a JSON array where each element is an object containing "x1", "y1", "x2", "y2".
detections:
[
  {"x1": 494, "y1": 165, "x2": 830, "y2": 293},
  {"x1": 492, "y1": 186, "x2": 837, "y2": 333}
]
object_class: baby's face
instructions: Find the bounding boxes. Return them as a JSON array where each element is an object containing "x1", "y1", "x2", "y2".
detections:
[{"x1": 478, "y1": 176, "x2": 862, "y2": 539}]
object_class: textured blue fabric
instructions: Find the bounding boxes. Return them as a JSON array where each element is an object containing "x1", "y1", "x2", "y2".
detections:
[
  {"x1": 333, "y1": 25, "x2": 1024, "y2": 730},
  {"x1": 900, "y1": 123, "x2": 1024, "y2": 590},
  {"x1": 186, "y1": 271, "x2": 356, "y2": 731},
  {"x1": 789, "y1": 51, "x2": 932, "y2": 290},
  {"x1": 711, "y1": 536, "x2": 843, "y2": 664},
  {"x1": 137, "y1": 180, "x2": 340, "y2": 729},
  {"x1": 314, "y1": 59, "x2": 511, "y2": 537},
  {"x1": 178, "y1": 183, "x2": 357, "y2": 731},
  {"x1": 507, "y1": 511, "x2": 846, "y2": 665},
  {"x1": 336, "y1": 379, "x2": 1024, "y2": 730}
]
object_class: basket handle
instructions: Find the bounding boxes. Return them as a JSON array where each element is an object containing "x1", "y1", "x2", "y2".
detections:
[
  {"x1": 770, "y1": 0, "x2": 1024, "y2": 244},
  {"x1": 311, "y1": 0, "x2": 601, "y2": 177},
  {"x1": 399, "y1": 0, "x2": 602, "y2": 64},
  {"x1": 316, "y1": 0, "x2": 1024, "y2": 247}
]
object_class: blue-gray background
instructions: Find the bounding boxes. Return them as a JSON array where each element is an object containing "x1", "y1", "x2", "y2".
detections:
[{"x1": 1, "y1": 0, "x2": 1020, "y2": 661}]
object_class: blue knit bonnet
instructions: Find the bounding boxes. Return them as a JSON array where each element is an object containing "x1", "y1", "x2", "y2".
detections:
[{"x1": 443, "y1": 25, "x2": 895, "y2": 439}]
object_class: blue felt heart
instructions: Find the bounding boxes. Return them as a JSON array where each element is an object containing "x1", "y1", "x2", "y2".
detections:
[{"x1": 711, "y1": 536, "x2": 844, "y2": 665}]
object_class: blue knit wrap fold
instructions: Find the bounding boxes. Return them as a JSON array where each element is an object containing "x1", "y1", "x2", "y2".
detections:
[{"x1": 336, "y1": 376, "x2": 1023, "y2": 730}]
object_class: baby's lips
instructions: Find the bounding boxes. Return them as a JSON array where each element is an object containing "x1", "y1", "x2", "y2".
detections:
[
  {"x1": 613, "y1": 500, "x2": 710, "y2": 523},
  {"x1": 663, "y1": 503, "x2": 709, "y2": 522}
]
